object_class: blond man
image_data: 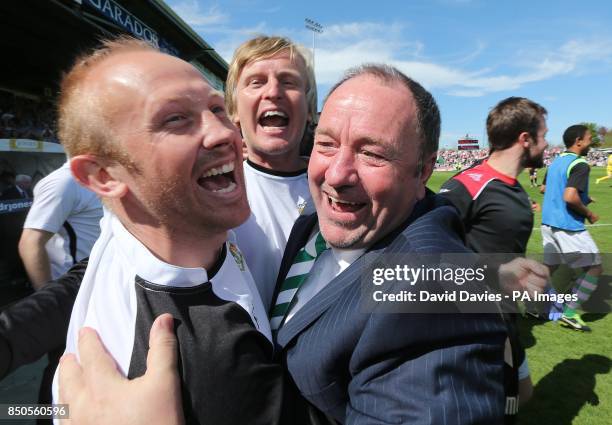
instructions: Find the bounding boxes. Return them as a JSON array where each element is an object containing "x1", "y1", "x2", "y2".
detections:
[{"x1": 228, "y1": 36, "x2": 318, "y2": 308}]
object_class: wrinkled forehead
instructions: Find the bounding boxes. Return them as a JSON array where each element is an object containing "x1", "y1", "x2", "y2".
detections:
[{"x1": 320, "y1": 75, "x2": 417, "y2": 141}]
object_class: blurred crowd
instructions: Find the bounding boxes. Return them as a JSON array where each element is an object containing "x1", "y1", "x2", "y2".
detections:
[
  {"x1": 436, "y1": 146, "x2": 609, "y2": 170},
  {"x1": 0, "y1": 91, "x2": 58, "y2": 143}
]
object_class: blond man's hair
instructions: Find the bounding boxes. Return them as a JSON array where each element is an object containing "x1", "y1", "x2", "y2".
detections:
[
  {"x1": 225, "y1": 35, "x2": 317, "y2": 123},
  {"x1": 58, "y1": 36, "x2": 158, "y2": 170}
]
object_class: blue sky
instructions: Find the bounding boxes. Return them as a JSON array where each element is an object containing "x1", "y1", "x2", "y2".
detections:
[{"x1": 166, "y1": 0, "x2": 612, "y2": 148}]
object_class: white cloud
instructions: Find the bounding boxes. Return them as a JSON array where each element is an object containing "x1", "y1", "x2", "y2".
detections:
[
  {"x1": 168, "y1": 1, "x2": 228, "y2": 27},
  {"x1": 321, "y1": 22, "x2": 406, "y2": 41},
  {"x1": 167, "y1": 3, "x2": 612, "y2": 99},
  {"x1": 312, "y1": 32, "x2": 612, "y2": 97}
]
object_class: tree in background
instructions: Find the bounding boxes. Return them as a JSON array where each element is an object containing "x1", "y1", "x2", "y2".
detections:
[{"x1": 581, "y1": 122, "x2": 602, "y2": 147}]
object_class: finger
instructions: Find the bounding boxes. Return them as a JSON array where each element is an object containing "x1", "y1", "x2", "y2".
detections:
[
  {"x1": 524, "y1": 259, "x2": 549, "y2": 279},
  {"x1": 78, "y1": 327, "x2": 121, "y2": 385},
  {"x1": 147, "y1": 314, "x2": 179, "y2": 378},
  {"x1": 527, "y1": 278, "x2": 547, "y2": 294},
  {"x1": 58, "y1": 353, "x2": 84, "y2": 405}
]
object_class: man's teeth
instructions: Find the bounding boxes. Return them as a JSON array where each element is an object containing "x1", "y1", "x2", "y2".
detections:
[
  {"x1": 262, "y1": 110, "x2": 287, "y2": 118},
  {"x1": 202, "y1": 162, "x2": 234, "y2": 178},
  {"x1": 213, "y1": 181, "x2": 236, "y2": 193},
  {"x1": 328, "y1": 195, "x2": 359, "y2": 205}
]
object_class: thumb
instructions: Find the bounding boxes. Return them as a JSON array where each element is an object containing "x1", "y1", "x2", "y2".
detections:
[{"x1": 147, "y1": 313, "x2": 179, "y2": 378}]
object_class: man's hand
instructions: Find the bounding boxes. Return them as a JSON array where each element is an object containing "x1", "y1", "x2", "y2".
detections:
[
  {"x1": 498, "y1": 258, "x2": 549, "y2": 295},
  {"x1": 587, "y1": 211, "x2": 599, "y2": 224},
  {"x1": 59, "y1": 314, "x2": 184, "y2": 425}
]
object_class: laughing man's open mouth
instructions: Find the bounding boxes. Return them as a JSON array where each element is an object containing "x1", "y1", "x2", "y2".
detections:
[
  {"x1": 258, "y1": 110, "x2": 288, "y2": 130},
  {"x1": 197, "y1": 161, "x2": 237, "y2": 193},
  {"x1": 327, "y1": 194, "x2": 366, "y2": 213}
]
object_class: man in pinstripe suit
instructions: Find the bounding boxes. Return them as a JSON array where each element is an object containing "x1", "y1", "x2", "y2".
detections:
[{"x1": 269, "y1": 64, "x2": 507, "y2": 424}]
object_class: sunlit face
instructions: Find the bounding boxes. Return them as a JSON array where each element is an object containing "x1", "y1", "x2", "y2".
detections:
[
  {"x1": 91, "y1": 51, "x2": 249, "y2": 237},
  {"x1": 523, "y1": 118, "x2": 548, "y2": 168},
  {"x1": 234, "y1": 51, "x2": 309, "y2": 164},
  {"x1": 309, "y1": 75, "x2": 434, "y2": 249}
]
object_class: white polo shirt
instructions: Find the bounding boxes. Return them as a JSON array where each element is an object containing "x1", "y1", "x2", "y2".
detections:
[
  {"x1": 53, "y1": 213, "x2": 273, "y2": 422},
  {"x1": 234, "y1": 159, "x2": 314, "y2": 311},
  {"x1": 23, "y1": 162, "x2": 102, "y2": 278}
]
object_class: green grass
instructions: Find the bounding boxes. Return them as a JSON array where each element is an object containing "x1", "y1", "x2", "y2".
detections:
[{"x1": 428, "y1": 168, "x2": 611, "y2": 425}]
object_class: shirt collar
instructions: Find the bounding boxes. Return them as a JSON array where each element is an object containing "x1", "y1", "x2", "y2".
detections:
[
  {"x1": 111, "y1": 214, "x2": 212, "y2": 287},
  {"x1": 481, "y1": 160, "x2": 517, "y2": 185},
  {"x1": 330, "y1": 247, "x2": 366, "y2": 272}
]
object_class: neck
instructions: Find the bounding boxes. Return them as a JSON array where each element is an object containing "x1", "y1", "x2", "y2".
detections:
[
  {"x1": 126, "y1": 221, "x2": 226, "y2": 269},
  {"x1": 112, "y1": 203, "x2": 226, "y2": 269},
  {"x1": 568, "y1": 146, "x2": 583, "y2": 156},
  {"x1": 487, "y1": 148, "x2": 522, "y2": 178},
  {"x1": 247, "y1": 148, "x2": 307, "y2": 173}
]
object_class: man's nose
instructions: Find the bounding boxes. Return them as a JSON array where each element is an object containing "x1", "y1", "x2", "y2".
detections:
[
  {"x1": 202, "y1": 114, "x2": 238, "y2": 151},
  {"x1": 263, "y1": 78, "x2": 282, "y2": 100},
  {"x1": 325, "y1": 148, "x2": 358, "y2": 187}
]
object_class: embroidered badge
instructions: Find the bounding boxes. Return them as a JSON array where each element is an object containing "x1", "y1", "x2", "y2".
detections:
[
  {"x1": 297, "y1": 200, "x2": 308, "y2": 215},
  {"x1": 229, "y1": 242, "x2": 245, "y2": 271}
]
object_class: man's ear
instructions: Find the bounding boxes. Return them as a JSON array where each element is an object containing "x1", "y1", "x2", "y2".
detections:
[
  {"x1": 519, "y1": 131, "x2": 531, "y2": 148},
  {"x1": 70, "y1": 155, "x2": 128, "y2": 199},
  {"x1": 417, "y1": 152, "x2": 438, "y2": 198},
  {"x1": 232, "y1": 115, "x2": 242, "y2": 133}
]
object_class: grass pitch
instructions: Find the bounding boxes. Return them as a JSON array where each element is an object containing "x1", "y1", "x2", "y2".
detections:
[{"x1": 428, "y1": 168, "x2": 611, "y2": 425}]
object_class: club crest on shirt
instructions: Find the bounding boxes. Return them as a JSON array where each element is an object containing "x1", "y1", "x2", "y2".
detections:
[
  {"x1": 297, "y1": 200, "x2": 308, "y2": 215},
  {"x1": 229, "y1": 242, "x2": 245, "y2": 271}
]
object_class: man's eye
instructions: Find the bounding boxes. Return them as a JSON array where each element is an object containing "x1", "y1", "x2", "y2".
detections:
[
  {"x1": 165, "y1": 114, "x2": 186, "y2": 124},
  {"x1": 362, "y1": 150, "x2": 385, "y2": 160},
  {"x1": 211, "y1": 105, "x2": 226, "y2": 114},
  {"x1": 315, "y1": 140, "x2": 335, "y2": 149}
]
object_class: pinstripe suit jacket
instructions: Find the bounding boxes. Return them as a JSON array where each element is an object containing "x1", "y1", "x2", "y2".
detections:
[{"x1": 274, "y1": 192, "x2": 506, "y2": 424}]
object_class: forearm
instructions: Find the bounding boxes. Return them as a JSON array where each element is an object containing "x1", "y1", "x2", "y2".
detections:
[
  {"x1": 0, "y1": 259, "x2": 86, "y2": 379},
  {"x1": 19, "y1": 230, "x2": 54, "y2": 289},
  {"x1": 565, "y1": 198, "x2": 592, "y2": 219},
  {"x1": 20, "y1": 246, "x2": 52, "y2": 289}
]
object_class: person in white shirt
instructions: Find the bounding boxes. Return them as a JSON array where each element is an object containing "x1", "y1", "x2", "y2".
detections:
[
  {"x1": 226, "y1": 36, "x2": 317, "y2": 308},
  {"x1": 50, "y1": 36, "x2": 282, "y2": 424},
  {"x1": 19, "y1": 163, "x2": 102, "y2": 289}
]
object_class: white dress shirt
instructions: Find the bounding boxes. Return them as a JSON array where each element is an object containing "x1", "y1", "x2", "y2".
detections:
[{"x1": 285, "y1": 247, "x2": 365, "y2": 323}]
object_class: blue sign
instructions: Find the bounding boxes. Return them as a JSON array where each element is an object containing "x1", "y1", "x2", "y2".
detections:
[
  {"x1": 0, "y1": 199, "x2": 33, "y2": 215},
  {"x1": 83, "y1": 0, "x2": 180, "y2": 56}
]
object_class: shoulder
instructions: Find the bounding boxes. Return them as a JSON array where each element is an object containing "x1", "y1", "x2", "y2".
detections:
[
  {"x1": 439, "y1": 175, "x2": 470, "y2": 198},
  {"x1": 444, "y1": 162, "x2": 500, "y2": 200},
  {"x1": 397, "y1": 196, "x2": 468, "y2": 254},
  {"x1": 33, "y1": 165, "x2": 76, "y2": 196},
  {"x1": 569, "y1": 160, "x2": 589, "y2": 174}
]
